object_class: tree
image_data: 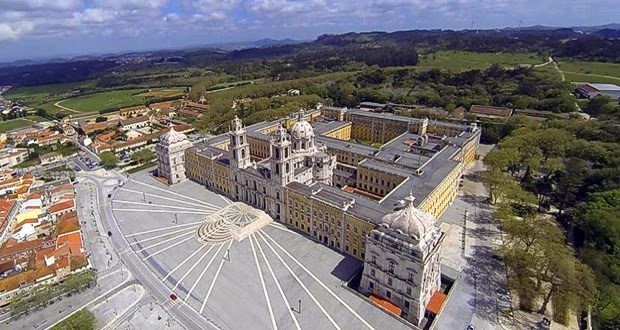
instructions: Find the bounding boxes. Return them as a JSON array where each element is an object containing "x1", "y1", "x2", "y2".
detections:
[
  {"x1": 499, "y1": 207, "x2": 597, "y2": 321},
  {"x1": 130, "y1": 149, "x2": 155, "y2": 165},
  {"x1": 100, "y1": 151, "x2": 119, "y2": 169},
  {"x1": 95, "y1": 116, "x2": 107, "y2": 123},
  {"x1": 584, "y1": 95, "x2": 616, "y2": 117},
  {"x1": 52, "y1": 309, "x2": 96, "y2": 330}
]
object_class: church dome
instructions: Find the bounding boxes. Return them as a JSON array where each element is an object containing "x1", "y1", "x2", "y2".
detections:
[
  {"x1": 379, "y1": 192, "x2": 435, "y2": 240},
  {"x1": 290, "y1": 109, "x2": 314, "y2": 140},
  {"x1": 160, "y1": 126, "x2": 187, "y2": 145}
]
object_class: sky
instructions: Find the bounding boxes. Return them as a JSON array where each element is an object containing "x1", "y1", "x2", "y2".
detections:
[{"x1": 0, "y1": 0, "x2": 618, "y2": 62}]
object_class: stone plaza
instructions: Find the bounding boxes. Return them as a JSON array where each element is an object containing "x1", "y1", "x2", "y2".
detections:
[{"x1": 111, "y1": 170, "x2": 409, "y2": 329}]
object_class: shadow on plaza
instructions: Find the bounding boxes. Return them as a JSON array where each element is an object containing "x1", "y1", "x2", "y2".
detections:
[
  {"x1": 331, "y1": 257, "x2": 363, "y2": 283},
  {"x1": 462, "y1": 244, "x2": 506, "y2": 324}
]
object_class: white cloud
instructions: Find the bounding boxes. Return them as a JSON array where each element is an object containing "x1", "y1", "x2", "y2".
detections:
[
  {"x1": 95, "y1": 0, "x2": 167, "y2": 10},
  {"x1": 0, "y1": 22, "x2": 34, "y2": 41},
  {"x1": 0, "y1": 0, "x2": 82, "y2": 11},
  {"x1": 72, "y1": 8, "x2": 118, "y2": 24}
]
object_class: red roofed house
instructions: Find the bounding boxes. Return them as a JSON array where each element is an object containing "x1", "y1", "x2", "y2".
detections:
[
  {"x1": 49, "y1": 183, "x2": 74, "y2": 203},
  {"x1": 55, "y1": 211, "x2": 84, "y2": 255},
  {"x1": 48, "y1": 199, "x2": 75, "y2": 220}
]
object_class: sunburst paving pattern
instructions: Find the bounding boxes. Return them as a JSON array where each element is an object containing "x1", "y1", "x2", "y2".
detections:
[{"x1": 111, "y1": 171, "x2": 407, "y2": 329}]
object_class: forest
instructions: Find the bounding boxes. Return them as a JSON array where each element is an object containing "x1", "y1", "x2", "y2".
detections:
[{"x1": 483, "y1": 104, "x2": 620, "y2": 328}]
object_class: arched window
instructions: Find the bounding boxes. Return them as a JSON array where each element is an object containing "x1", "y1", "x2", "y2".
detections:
[{"x1": 388, "y1": 260, "x2": 396, "y2": 274}]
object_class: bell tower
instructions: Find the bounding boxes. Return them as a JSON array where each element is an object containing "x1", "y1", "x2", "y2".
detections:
[
  {"x1": 270, "y1": 125, "x2": 294, "y2": 186},
  {"x1": 228, "y1": 116, "x2": 250, "y2": 170}
]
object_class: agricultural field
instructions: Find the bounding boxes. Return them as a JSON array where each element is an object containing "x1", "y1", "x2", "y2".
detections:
[
  {"x1": 53, "y1": 87, "x2": 185, "y2": 113},
  {"x1": 134, "y1": 88, "x2": 184, "y2": 98},
  {"x1": 3, "y1": 80, "x2": 98, "y2": 106},
  {"x1": 417, "y1": 51, "x2": 545, "y2": 71}
]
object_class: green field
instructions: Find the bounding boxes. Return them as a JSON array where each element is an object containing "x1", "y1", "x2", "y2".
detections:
[
  {"x1": 4, "y1": 80, "x2": 98, "y2": 106},
  {"x1": 556, "y1": 60, "x2": 620, "y2": 84},
  {"x1": 0, "y1": 117, "x2": 37, "y2": 132},
  {"x1": 417, "y1": 51, "x2": 544, "y2": 71},
  {"x1": 54, "y1": 87, "x2": 184, "y2": 113}
]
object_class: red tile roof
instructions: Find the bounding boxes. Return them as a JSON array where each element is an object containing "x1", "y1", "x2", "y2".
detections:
[
  {"x1": 369, "y1": 294, "x2": 402, "y2": 316},
  {"x1": 426, "y1": 291, "x2": 447, "y2": 314},
  {"x1": 48, "y1": 199, "x2": 75, "y2": 214},
  {"x1": 51, "y1": 183, "x2": 74, "y2": 194},
  {"x1": 56, "y1": 211, "x2": 80, "y2": 236}
]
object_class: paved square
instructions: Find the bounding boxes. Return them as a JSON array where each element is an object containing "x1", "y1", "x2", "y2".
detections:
[{"x1": 112, "y1": 171, "x2": 408, "y2": 329}]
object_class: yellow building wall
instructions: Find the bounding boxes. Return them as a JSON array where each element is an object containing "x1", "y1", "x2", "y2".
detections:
[
  {"x1": 356, "y1": 166, "x2": 406, "y2": 197},
  {"x1": 417, "y1": 162, "x2": 462, "y2": 219},
  {"x1": 322, "y1": 123, "x2": 351, "y2": 141}
]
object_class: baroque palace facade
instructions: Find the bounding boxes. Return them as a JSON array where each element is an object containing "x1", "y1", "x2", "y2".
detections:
[{"x1": 158, "y1": 105, "x2": 480, "y2": 325}]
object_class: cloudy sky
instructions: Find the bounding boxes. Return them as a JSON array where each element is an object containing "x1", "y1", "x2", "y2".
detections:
[{"x1": 0, "y1": 0, "x2": 617, "y2": 62}]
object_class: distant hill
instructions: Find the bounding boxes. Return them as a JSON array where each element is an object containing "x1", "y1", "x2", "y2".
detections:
[
  {"x1": 209, "y1": 38, "x2": 304, "y2": 51},
  {"x1": 1, "y1": 26, "x2": 619, "y2": 86}
]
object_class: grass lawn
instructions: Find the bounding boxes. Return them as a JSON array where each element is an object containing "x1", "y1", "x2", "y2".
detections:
[
  {"x1": 557, "y1": 60, "x2": 620, "y2": 79},
  {"x1": 563, "y1": 72, "x2": 620, "y2": 84},
  {"x1": 0, "y1": 117, "x2": 42, "y2": 132},
  {"x1": 417, "y1": 51, "x2": 544, "y2": 71},
  {"x1": 55, "y1": 87, "x2": 185, "y2": 113}
]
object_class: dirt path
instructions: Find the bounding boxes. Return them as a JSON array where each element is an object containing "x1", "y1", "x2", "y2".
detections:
[
  {"x1": 533, "y1": 57, "x2": 553, "y2": 68},
  {"x1": 54, "y1": 100, "x2": 81, "y2": 113},
  {"x1": 550, "y1": 57, "x2": 566, "y2": 82}
]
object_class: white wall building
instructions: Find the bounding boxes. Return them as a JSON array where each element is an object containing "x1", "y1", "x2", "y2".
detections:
[
  {"x1": 360, "y1": 192, "x2": 444, "y2": 325},
  {"x1": 156, "y1": 127, "x2": 192, "y2": 185}
]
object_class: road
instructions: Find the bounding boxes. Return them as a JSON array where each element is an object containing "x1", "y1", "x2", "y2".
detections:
[
  {"x1": 86, "y1": 169, "x2": 217, "y2": 329},
  {"x1": 433, "y1": 145, "x2": 512, "y2": 330}
]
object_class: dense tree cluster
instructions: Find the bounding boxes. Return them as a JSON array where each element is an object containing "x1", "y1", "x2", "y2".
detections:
[
  {"x1": 484, "y1": 117, "x2": 620, "y2": 328},
  {"x1": 323, "y1": 65, "x2": 576, "y2": 113}
]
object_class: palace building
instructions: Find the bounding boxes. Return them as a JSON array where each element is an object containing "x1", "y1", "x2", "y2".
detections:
[
  {"x1": 158, "y1": 105, "x2": 480, "y2": 325},
  {"x1": 156, "y1": 126, "x2": 192, "y2": 185}
]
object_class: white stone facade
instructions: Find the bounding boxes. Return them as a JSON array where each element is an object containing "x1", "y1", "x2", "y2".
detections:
[
  {"x1": 360, "y1": 193, "x2": 444, "y2": 325},
  {"x1": 156, "y1": 127, "x2": 192, "y2": 185}
]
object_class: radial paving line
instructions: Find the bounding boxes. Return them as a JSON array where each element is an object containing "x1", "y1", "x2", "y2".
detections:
[
  {"x1": 135, "y1": 230, "x2": 195, "y2": 253},
  {"x1": 261, "y1": 229, "x2": 375, "y2": 330},
  {"x1": 163, "y1": 243, "x2": 210, "y2": 281},
  {"x1": 252, "y1": 234, "x2": 301, "y2": 330},
  {"x1": 130, "y1": 226, "x2": 198, "y2": 246},
  {"x1": 125, "y1": 221, "x2": 202, "y2": 238},
  {"x1": 120, "y1": 187, "x2": 219, "y2": 211},
  {"x1": 218, "y1": 194, "x2": 232, "y2": 205},
  {"x1": 114, "y1": 199, "x2": 216, "y2": 212},
  {"x1": 259, "y1": 229, "x2": 374, "y2": 329},
  {"x1": 128, "y1": 179, "x2": 221, "y2": 209},
  {"x1": 143, "y1": 234, "x2": 197, "y2": 261},
  {"x1": 200, "y1": 240, "x2": 234, "y2": 313},
  {"x1": 267, "y1": 222, "x2": 297, "y2": 234},
  {"x1": 173, "y1": 244, "x2": 219, "y2": 291},
  {"x1": 185, "y1": 243, "x2": 226, "y2": 303},
  {"x1": 249, "y1": 234, "x2": 277, "y2": 330},
  {"x1": 256, "y1": 231, "x2": 340, "y2": 330},
  {"x1": 96, "y1": 179, "x2": 214, "y2": 330},
  {"x1": 113, "y1": 208, "x2": 211, "y2": 215}
]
